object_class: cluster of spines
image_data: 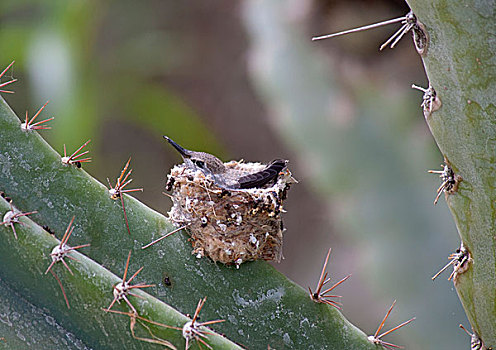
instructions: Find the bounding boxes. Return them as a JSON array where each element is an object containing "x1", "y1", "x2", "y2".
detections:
[{"x1": 308, "y1": 248, "x2": 414, "y2": 349}]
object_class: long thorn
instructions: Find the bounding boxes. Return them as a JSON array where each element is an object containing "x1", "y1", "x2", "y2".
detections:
[
  {"x1": 30, "y1": 117, "x2": 54, "y2": 129},
  {"x1": 162, "y1": 191, "x2": 173, "y2": 199},
  {"x1": 61, "y1": 216, "x2": 76, "y2": 244},
  {"x1": 321, "y1": 274, "x2": 352, "y2": 295},
  {"x1": 10, "y1": 223, "x2": 18, "y2": 239},
  {"x1": 0, "y1": 61, "x2": 15, "y2": 78},
  {"x1": 433, "y1": 183, "x2": 446, "y2": 205},
  {"x1": 448, "y1": 268, "x2": 458, "y2": 281},
  {"x1": 69, "y1": 243, "x2": 91, "y2": 250},
  {"x1": 45, "y1": 261, "x2": 56, "y2": 275},
  {"x1": 380, "y1": 24, "x2": 408, "y2": 50},
  {"x1": 315, "y1": 248, "x2": 332, "y2": 294},
  {"x1": 49, "y1": 270, "x2": 70, "y2": 309},
  {"x1": 122, "y1": 250, "x2": 132, "y2": 282},
  {"x1": 312, "y1": 16, "x2": 406, "y2": 41},
  {"x1": 71, "y1": 150, "x2": 90, "y2": 160},
  {"x1": 199, "y1": 319, "x2": 225, "y2": 327},
  {"x1": 118, "y1": 158, "x2": 132, "y2": 184},
  {"x1": 378, "y1": 317, "x2": 416, "y2": 339},
  {"x1": 104, "y1": 308, "x2": 181, "y2": 330},
  {"x1": 60, "y1": 258, "x2": 74, "y2": 275},
  {"x1": 121, "y1": 194, "x2": 131, "y2": 235},
  {"x1": 141, "y1": 224, "x2": 189, "y2": 249},
  {"x1": 192, "y1": 297, "x2": 206, "y2": 323},
  {"x1": 28, "y1": 101, "x2": 50, "y2": 125},
  {"x1": 390, "y1": 24, "x2": 413, "y2": 48},
  {"x1": 121, "y1": 188, "x2": 143, "y2": 194},
  {"x1": 69, "y1": 140, "x2": 91, "y2": 160},
  {"x1": 127, "y1": 266, "x2": 144, "y2": 284},
  {"x1": 377, "y1": 341, "x2": 403, "y2": 349},
  {"x1": 432, "y1": 260, "x2": 455, "y2": 280},
  {"x1": 375, "y1": 300, "x2": 397, "y2": 338},
  {"x1": 128, "y1": 283, "x2": 155, "y2": 290}
]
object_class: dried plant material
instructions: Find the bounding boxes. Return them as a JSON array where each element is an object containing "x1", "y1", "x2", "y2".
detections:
[
  {"x1": 163, "y1": 136, "x2": 294, "y2": 266},
  {"x1": 166, "y1": 160, "x2": 294, "y2": 266}
]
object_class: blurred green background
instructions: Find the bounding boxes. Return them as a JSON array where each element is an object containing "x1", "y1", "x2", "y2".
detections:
[{"x1": 0, "y1": 0, "x2": 469, "y2": 349}]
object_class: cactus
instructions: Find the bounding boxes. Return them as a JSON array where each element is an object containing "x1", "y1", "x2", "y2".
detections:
[
  {"x1": 407, "y1": 0, "x2": 496, "y2": 347},
  {"x1": 2, "y1": 0, "x2": 491, "y2": 347},
  {"x1": 0, "y1": 91, "x2": 391, "y2": 348},
  {"x1": 243, "y1": 0, "x2": 494, "y2": 348}
]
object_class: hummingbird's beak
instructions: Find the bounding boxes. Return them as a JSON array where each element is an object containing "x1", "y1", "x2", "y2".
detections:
[{"x1": 163, "y1": 136, "x2": 191, "y2": 158}]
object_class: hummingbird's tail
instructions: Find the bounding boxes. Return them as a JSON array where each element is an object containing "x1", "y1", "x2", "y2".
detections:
[{"x1": 237, "y1": 159, "x2": 288, "y2": 189}]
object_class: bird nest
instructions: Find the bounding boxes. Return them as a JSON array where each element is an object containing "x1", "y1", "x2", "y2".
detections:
[{"x1": 166, "y1": 161, "x2": 295, "y2": 266}]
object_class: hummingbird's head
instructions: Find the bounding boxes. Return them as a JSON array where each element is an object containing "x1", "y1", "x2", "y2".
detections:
[{"x1": 164, "y1": 136, "x2": 226, "y2": 175}]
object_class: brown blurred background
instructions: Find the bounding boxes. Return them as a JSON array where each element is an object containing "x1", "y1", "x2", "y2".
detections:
[{"x1": 0, "y1": 0, "x2": 470, "y2": 348}]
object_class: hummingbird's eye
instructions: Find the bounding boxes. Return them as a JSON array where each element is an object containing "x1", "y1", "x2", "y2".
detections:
[{"x1": 193, "y1": 159, "x2": 205, "y2": 168}]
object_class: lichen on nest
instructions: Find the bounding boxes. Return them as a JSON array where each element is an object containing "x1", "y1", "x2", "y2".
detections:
[{"x1": 166, "y1": 160, "x2": 295, "y2": 266}]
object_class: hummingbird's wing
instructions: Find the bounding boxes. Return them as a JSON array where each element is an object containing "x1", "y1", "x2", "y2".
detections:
[{"x1": 237, "y1": 159, "x2": 288, "y2": 189}]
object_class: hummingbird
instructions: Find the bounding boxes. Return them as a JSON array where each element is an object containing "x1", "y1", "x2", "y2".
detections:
[{"x1": 164, "y1": 136, "x2": 288, "y2": 190}]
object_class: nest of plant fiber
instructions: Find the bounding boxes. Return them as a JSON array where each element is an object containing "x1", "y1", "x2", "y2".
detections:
[{"x1": 166, "y1": 161, "x2": 294, "y2": 266}]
